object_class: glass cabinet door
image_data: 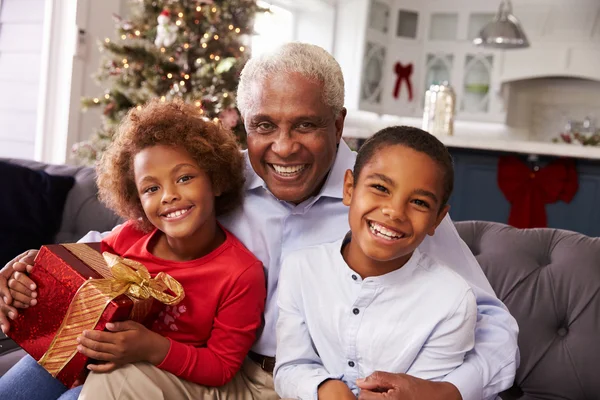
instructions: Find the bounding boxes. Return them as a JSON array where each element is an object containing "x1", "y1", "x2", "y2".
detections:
[
  {"x1": 462, "y1": 54, "x2": 493, "y2": 113},
  {"x1": 425, "y1": 53, "x2": 453, "y2": 89},
  {"x1": 361, "y1": 42, "x2": 386, "y2": 105}
]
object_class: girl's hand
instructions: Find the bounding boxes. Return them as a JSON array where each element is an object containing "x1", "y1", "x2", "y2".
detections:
[{"x1": 76, "y1": 320, "x2": 170, "y2": 372}]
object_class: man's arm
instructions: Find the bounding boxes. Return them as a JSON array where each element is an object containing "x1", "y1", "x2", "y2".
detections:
[
  {"x1": 0, "y1": 250, "x2": 38, "y2": 333},
  {"x1": 275, "y1": 257, "x2": 343, "y2": 400},
  {"x1": 421, "y1": 215, "x2": 519, "y2": 400}
]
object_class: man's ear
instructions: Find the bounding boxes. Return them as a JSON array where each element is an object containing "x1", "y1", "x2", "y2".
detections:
[
  {"x1": 342, "y1": 169, "x2": 354, "y2": 206},
  {"x1": 335, "y1": 108, "x2": 347, "y2": 144},
  {"x1": 427, "y1": 205, "x2": 450, "y2": 236}
]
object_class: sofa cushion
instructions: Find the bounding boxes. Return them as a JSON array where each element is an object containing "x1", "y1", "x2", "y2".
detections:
[
  {"x1": 0, "y1": 161, "x2": 74, "y2": 266},
  {"x1": 1, "y1": 159, "x2": 123, "y2": 243},
  {"x1": 455, "y1": 221, "x2": 600, "y2": 400}
]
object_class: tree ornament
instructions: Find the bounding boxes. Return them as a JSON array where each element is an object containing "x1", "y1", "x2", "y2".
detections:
[
  {"x1": 155, "y1": 9, "x2": 178, "y2": 48},
  {"x1": 218, "y1": 108, "x2": 240, "y2": 130}
]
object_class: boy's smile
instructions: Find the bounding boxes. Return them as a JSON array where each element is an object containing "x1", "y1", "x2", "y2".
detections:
[
  {"x1": 342, "y1": 144, "x2": 449, "y2": 278},
  {"x1": 367, "y1": 220, "x2": 406, "y2": 241}
]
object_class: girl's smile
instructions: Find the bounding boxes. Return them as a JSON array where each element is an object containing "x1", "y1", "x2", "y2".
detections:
[{"x1": 160, "y1": 205, "x2": 194, "y2": 221}]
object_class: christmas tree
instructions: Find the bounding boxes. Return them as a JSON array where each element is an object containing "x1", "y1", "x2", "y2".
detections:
[{"x1": 73, "y1": 0, "x2": 267, "y2": 165}]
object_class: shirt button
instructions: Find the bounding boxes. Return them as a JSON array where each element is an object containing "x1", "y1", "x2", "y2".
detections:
[
  {"x1": 351, "y1": 274, "x2": 358, "y2": 280},
  {"x1": 353, "y1": 308, "x2": 360, "y2": 315},
  {"x1": 348, "y1": 361, "x2": 355, "y2": 367}
]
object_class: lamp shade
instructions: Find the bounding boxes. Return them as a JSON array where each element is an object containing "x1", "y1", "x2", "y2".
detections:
[{"x1": 474, "y1": 0, "x2": 529, "y2": 49}]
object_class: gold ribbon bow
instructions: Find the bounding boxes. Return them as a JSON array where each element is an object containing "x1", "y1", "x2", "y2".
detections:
[{"x1": 38, "y1": 248, "x2": 185, "y2": 378}]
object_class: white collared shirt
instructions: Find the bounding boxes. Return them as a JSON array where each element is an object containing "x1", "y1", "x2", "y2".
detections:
[{"x1": 274, "y1": 239, "x2": 477, "y2": 400}]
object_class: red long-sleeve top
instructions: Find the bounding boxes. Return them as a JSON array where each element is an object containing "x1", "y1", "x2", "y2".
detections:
[{"x1": 101, "y1": 221, "x2": 266, "y2": 386}]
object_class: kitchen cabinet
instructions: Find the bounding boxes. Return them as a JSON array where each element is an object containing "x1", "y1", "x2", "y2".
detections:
[
  {"x1": 448, "y1": 148, "x2": 600, "y2": 237},
  {"x1": 334, "y1": 0, "x2": 425, "y2": 117},
  {"x1": 335, "y1": 0, "x2": 506, "y2": 122},
  {"x1": 334, "y1": 0, "x2": 600, "y2": 124}
]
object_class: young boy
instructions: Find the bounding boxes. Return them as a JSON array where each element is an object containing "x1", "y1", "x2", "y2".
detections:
[{"x1": 274, "y1": 126, "x2": 477, "y2": 400}]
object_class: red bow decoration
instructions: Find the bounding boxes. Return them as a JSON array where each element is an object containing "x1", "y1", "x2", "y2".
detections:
[
  {"x1": 393, "y1": 62, "x2": 413, "y2": 101},
  {"x1": 497, "y1": 156, "x2": 578, "y2": 228}
]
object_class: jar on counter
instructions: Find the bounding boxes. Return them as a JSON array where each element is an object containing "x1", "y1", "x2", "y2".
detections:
[{"x1": 422, "y1": 82, "x2": 456, "y2": 136}]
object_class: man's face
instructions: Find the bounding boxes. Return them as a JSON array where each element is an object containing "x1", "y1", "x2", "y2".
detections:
[{"x1": 243, "y1": 72, "x2": 346, "y2": 204}]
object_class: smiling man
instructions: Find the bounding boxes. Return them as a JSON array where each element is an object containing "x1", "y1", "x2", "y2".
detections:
[{"x1": 0, "y1": 43, "x2": 518, "y2": 400}]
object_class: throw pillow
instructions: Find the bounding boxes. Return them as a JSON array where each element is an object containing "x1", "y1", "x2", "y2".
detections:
[{"x1": 0, "y1": 161, "x2": 75, "y2": 266}]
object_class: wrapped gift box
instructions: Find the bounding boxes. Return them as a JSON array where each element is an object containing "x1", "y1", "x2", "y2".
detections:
[{"x1": 7, "y1": 243, "x2": 160, "y2": 388}]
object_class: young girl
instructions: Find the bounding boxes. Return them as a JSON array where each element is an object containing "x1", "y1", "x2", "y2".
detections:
[
  {"x1": 274, "y1": 126, "x2": 477, "y2": 399},
  {"x1": 0, "y1": 99, "x2": 266, "y2": 400}
]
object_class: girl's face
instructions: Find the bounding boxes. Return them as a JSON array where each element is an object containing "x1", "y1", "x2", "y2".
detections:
[
  {"x1": 342, "y1": 144, "x2": 449, "y2": 272},
  {"x1": 133, "y1": 145, "x2": 218, "y2": 244}
]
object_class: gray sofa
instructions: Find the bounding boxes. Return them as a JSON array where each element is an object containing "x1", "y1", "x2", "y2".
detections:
[{"x1": 1, "y1": 159, "x2": 599, "y2": 399}]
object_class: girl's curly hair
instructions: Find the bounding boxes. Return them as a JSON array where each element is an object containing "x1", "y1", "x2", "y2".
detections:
[{"x1": 96, "y1": 98, "x2": 245, "y2": 232}]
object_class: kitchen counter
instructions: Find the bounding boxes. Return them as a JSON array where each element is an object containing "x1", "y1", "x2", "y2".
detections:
[{"x1": 343, "y1": 111, "x2": 600, "y2": 160}]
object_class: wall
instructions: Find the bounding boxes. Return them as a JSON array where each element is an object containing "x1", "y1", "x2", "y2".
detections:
[
  {"x1": 66, "y1": 0, "x2": 124, "y2": 163},
  {"x1": 505, "y1": 78, "x2": 600, "y2": 142},
  {"x1": 0, "y1": 0, "x2": 46, "y2": 159}
]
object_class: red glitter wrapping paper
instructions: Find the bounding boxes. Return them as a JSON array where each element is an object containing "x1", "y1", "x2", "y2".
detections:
[{"x1": 7, "y1": 243, "x2": 157, "y2": 388}]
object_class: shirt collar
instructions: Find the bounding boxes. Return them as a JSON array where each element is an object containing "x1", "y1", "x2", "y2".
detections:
[
  {"x1": 335, "y1": 235, "x2": 424, "y2": 286},
  {"x1": 243, "y1": 140, "x2": 357, "y2": 200},
  {"x1": 243, "y1": 150, "x2": 264, "y2": 191},
  {"x1": 317, "y1": 140, "x2": 356, "y2": 200}
]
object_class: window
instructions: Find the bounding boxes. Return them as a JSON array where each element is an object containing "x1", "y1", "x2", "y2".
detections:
[{"x1": 251, "y1": 1, "x2": 294, "y2": 57}]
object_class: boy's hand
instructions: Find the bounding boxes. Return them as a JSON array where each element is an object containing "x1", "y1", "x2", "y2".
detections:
[
  {"x1": 0, "y1": 249, "x2": 38, "y2": 333},
  {"x1": 76, "y1": 320, "x2": 170, "y2": 372},
  {"x1": 318, "y1": 379, "x2": 357, "y2": 399}
]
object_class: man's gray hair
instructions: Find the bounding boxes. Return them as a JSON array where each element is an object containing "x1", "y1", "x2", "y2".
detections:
[{"x1": 236, "y1": 42, "x2": 345, "y2": 117}]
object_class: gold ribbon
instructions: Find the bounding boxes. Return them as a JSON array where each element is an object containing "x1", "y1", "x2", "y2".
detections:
[{"x1": 38, "y1": 247, "x2": 185, "y2": 378}]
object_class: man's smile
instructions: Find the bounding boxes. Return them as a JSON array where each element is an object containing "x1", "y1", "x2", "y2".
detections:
[{"x1": 268, "y1": 163, "x2": 308, "y2": 178}]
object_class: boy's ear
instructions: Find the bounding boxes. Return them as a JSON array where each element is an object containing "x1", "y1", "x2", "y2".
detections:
[
  {"x1": 342, "y1": 169, "x2": 354, "y2": 207},
  {"x1": 427, "y1": 205, "x2": 450, "y2": 236}
]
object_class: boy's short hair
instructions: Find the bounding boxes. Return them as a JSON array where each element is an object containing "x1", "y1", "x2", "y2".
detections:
[
  {"x1": 353, "y1": 126, "x2": 454, "y2": 209},
  {"x1": 97, "y1": 98, "x2": 245, "y2": 232}
]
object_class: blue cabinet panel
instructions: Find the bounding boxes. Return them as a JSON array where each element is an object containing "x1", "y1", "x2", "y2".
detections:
[
  {"x1": 448, "y1": 150, "x2": 510, "y2": 224},
  {"x1": 447, "y1": 148, "x2": 600, "y2": 237},
  {"x1": 546, "y1": 162, "x2": 600, "y2": 237}
]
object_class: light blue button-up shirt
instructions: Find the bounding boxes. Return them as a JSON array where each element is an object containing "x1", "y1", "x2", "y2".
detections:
[
  {"x1": 82, "y1": 140, "x2": 518, "y2": 399},
  {"x1": 275, "y1": 241, "x2": 477, "y2": 400}
]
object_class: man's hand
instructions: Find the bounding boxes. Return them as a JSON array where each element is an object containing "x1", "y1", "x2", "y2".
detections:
[
  {"x1": 356, "y1": 371, "x2": 461, "y2": 400},
  {"x1": 0, "y1": 249, "x2": 38, "y2": 333},
  {"x1": 76, "y1": 320, "x2": 170, "y2": 372},
  {"x1": 318, "y1": 379, "x2": 356, "y2": 400}
]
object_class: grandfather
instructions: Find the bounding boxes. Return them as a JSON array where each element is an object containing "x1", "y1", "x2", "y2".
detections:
[{"x1": 1, "y1": 42, "x2": 518, "y2": 400}]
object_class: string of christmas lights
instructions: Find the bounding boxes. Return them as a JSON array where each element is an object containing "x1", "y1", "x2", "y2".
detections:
[{"x1": 74, "y1": 0, "x2": 268, "y2": 165}]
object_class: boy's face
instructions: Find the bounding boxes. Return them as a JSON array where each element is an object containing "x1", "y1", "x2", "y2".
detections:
[
  {"x1": 133, "y1": 145, "x2": 218, "y2": 243},
  {"x1": 343, "y1": 144, "x2": 449, "y2": 268}
]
